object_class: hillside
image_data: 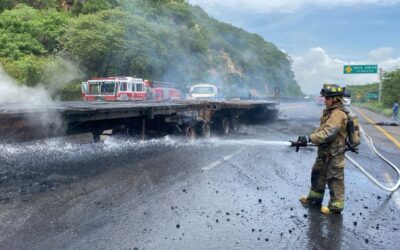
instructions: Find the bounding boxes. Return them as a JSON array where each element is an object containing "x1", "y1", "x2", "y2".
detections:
[{"x1": 0, "y1": 0, "x2": 303, "y2": 97}]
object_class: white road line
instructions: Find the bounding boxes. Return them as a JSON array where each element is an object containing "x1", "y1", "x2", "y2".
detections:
[{"x1": 202, "y1": 149, "x2": 243, "y2": 171}]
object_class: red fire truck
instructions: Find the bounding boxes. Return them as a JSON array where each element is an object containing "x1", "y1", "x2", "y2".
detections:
[
  {"x1": 82, "y1": 77, "x2": 146, "y2": 101},
  {"x1": 144, "y1": 80, "x2": 181, "y2": 102}
]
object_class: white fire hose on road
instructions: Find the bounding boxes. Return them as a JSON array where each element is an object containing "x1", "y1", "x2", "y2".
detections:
[
  {"x1": 216, "y1": 131, "x2": 400, "y2": 192},
  {"x1": 344, "y1": 126, "x2": 400, "y2": 192}
]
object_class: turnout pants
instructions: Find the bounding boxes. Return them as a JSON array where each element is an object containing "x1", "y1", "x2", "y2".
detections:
[{"x1": 307, "y1": 153, "x2": 345, "y2": 211}]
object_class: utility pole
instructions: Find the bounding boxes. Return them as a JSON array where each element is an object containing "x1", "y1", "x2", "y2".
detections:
[{"x1": 378, "y1": 67, "x2": 383, "y2": 103}]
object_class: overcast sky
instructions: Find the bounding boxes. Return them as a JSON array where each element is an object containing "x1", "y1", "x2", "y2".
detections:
[{"x1": 188, "y1": 0, "x2": 400, "y2": 94}]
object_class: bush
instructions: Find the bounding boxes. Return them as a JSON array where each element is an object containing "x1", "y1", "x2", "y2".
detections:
[
  {"x1": 0, "y1": 55, "x2": 44, "y2": 86},
  {"x1": 53, "y1": 82, "x2": 82, "y2": 101}
]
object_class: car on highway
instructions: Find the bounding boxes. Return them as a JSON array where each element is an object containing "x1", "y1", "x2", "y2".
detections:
[{"x1": 316, "y1": 95, "x2": 325, "y2": 106}]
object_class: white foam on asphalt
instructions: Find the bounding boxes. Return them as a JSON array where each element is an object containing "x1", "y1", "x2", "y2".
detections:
[{"x1": 0, "y1": 137, "x2": 294, "y2": 175}]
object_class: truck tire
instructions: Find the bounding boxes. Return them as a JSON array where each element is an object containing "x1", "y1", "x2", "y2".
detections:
[
  {"x1": 221, "y1": 117, "x2": 230, "y2": 135},
  {"x1": 230, "y1": 117, "x2": 239, "y2": 132},
  {"x1": 198, "y1": 123, "x2": 211, "y2": 139},
  {"x1": 92, "y1": 132, "x2": 101, "y2": 142},
  {"x1": 185, "y1": 125, "x2": 196, "y2": 140}
]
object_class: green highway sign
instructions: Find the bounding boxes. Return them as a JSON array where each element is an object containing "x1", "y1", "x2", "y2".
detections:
[
  {"x1": 343, "y1": 65, "x2": 378, "y2": 74},
  {"x1": 366, "y1": 92, "x2": 379, "y2": 99}
]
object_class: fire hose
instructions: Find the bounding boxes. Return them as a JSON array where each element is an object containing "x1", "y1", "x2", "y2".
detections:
[
  {"x1": 290, "y1": 126, "x2": 400, "y2": 192},
  {"x1": 345, "y1": 126, "x2": 400, "y2": 192}
]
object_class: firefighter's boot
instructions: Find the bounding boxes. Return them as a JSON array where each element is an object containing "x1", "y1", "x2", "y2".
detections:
[
  {"x1": 321, "y1": 206, "x2": 341, "y2": 215},
  {"x1": 299, "y1": 196, "x2": 309, "y2": 205},
  {"x1": 299, "y1": 196, "x2": 322, "y2": 206}
]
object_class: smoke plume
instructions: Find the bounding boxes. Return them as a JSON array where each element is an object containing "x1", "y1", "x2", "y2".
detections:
[
  {"x1": 0, "y1": 67, "x2": 64, "y2": 141},
  {"x1": 0, "y1": 67, "x2": 53, "y2": 105}
]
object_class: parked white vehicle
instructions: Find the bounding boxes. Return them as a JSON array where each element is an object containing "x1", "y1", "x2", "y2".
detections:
[
  {"x1": 343, "y1": 96, "x2": 351, "y2": 106},
  {"x1": 343, "y1": 94, "x2": 351, "y2": 106},
  {"x1": 188, "y1": 83, "x2": 218, "y2": 100}
]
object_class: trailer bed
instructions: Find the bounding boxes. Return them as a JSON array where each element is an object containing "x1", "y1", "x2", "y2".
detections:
[{"x1": 0, "y1": 100, "x2": 278, "y2": 142}]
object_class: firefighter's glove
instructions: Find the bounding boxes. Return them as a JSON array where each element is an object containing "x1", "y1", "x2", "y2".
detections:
[
  {"x1": 291, "y1": 135, "x2": 310, "y2": 152},
  {"x1": 298, "y1": 135, "x2": 310, "y2": 145},
  {"x1": 346, "y1": 142, "x2": 359, "y2": 154}
]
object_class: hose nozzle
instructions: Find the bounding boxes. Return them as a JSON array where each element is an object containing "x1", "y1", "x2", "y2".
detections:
[{"x1": 290, "y1": 141, "x2": 306, "y2": 152}]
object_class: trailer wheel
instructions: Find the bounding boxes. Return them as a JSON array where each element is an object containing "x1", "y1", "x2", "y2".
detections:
[
  {"x1": 92, "y1": 132, "x2": 101, "y2": 142},
  {"x1": 221, "y1": 117, "x2": 230, "y2": 135},
  {"x1": 230, "y1": 117, "x2": 239, "y2": 132},
  {"x1": 199, "y1": 123, "x2": 211, "y2": 139},
  {"x1": 185, "y1": 125, "x2": 196, "y2": 140}
]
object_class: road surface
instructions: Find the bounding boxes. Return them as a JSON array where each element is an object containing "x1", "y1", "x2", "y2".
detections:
[{"x1": 0, "y1": 101, "x2": 399, "y2": 249}]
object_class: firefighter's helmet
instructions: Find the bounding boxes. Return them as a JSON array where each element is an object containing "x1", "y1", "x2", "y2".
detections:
[{"x1": 320, "y1": 84, "x2": 345, "y2": 97}]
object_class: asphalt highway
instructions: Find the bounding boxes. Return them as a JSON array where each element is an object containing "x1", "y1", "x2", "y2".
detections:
[{"x1": 0, "y1": 101, "x2": 399, "y2": 249}]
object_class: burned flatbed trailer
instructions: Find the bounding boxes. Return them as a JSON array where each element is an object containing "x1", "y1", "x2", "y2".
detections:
[{"x1": 0, "y1": 100, "x2": 278, "y2": 142}]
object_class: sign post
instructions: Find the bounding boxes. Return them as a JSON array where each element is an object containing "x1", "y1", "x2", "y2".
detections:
[{"x1": 378, "y1": 68, "x2": 383, "y2": 103}]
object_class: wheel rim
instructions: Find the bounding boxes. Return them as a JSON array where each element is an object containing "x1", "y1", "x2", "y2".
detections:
[
  {"x1": 202, "y1": 124, "x2": 211, "y2": 138},
  {"x1": 222, "y1": 118, "x2": 230, "y2": 135},
  {"x1": 185, "y1": 126, "x2": 196, "y2": 140}
]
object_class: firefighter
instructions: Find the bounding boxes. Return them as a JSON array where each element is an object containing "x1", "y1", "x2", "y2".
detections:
[{"x1": 298, "y1": 84, "x2": 348, "y2": 214}]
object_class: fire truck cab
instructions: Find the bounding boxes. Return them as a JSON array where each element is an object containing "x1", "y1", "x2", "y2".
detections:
[{"x1": 82, "y1": 77, "x2": 146, "y2": 101}]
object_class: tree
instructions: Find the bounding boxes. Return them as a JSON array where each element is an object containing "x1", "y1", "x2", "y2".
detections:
[
  {"x1": 14, "y1": 0, "x2": 58, "y2": 9},
  {"x1": 382, "y1": 69, "x2": 400, "y2": 106},
  {"x1": 0, "y1": 5, "x2": 68, "y2": 58},
  {"x1": 63, "y1": 9, "x2": 124, "y2": 76},
  {"x1": 70, "y1": 0, "x2": 118, "y2": 15}
]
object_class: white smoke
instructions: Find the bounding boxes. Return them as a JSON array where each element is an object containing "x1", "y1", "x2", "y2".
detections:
[
  {"x1": 0, "y1": 67, "x2": 65, "y2": 141},
  {"x1": 0, "y1": 67, "x2": 53, "y2": 106},
  {"x1": 41, "y1": 56, "x2": 84, "y2": 95}
]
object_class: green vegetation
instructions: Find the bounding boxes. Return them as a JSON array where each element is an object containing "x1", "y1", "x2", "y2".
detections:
[
  {"x1": 0, "y1": 0, "x2": 302, "y2": 98},
  {"x1": 346, "y1": 83, "x2": 379, "y2": 103},
  {"x1": 355, "y1": 102, "x2": 393, "y2": 117},
  {"x1": 381, "y1": 69, "x2": 400, "y2": 106},
  {"x1": 346, "y1": 69, "x2": 400, "y2": 116}
]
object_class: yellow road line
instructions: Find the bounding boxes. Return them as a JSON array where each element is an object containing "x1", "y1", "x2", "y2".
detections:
[{"x1": 355, "y1": 107, "x2": 400, "y2": 149}]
